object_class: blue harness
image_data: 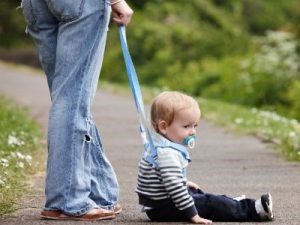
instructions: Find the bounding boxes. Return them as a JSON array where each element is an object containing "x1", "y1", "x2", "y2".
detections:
[
  {"x1": 119, "y1": 26, "x2": 191, "y2": 169},
  {"x1": 145, "y1": 133, "x2": 191, "y2": 168}
]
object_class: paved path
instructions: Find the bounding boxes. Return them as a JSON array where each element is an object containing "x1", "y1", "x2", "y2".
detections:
[{"x1": 0, "y1": 61, "x2": 299, "y2": 225}]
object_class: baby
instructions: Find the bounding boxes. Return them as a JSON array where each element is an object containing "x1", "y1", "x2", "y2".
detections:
[{"x1": 136, "y1": 91, "x2": 273, "y2": 224}]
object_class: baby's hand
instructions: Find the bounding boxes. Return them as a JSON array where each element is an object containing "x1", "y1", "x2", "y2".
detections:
[
  {"x1": 187, "y1": 180, "x2": 200, "y2": 189},
  {"x1": 191, "y1": 215, "x2": 213, "y2": 224}
]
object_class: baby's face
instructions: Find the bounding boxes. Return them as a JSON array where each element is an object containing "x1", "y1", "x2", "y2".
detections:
[{"x1": 164, "y1": 107, "x2": 200, "y2": 146}]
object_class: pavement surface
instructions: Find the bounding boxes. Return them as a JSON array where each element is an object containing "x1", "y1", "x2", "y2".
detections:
[{"x1": 0, "y1": 61, "x2": 299, "y2": 225}]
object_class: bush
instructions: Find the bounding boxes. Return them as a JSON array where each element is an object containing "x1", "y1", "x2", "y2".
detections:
[
  {"x1": 284, "y1": 81, "x2": 300, "y2": 120},
  {"x1": 102, "y1": 0, "x2": 251, "y2": 87},
  {"x1": 0, "y1": 1, "x2": 30, "y2": 48},
  {"x1": 240, "y1": 31, "x2": 300, "y2": 108}
]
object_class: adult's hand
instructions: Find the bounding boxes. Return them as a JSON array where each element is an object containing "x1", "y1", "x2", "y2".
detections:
[{"x1": 111, "y1": 0, "x2": 133, "y2": 26}]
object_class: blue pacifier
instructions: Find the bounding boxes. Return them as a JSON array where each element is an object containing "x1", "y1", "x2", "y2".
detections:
[{"x1": 183, "y1": 135, "x2": 196, "y2": 149}]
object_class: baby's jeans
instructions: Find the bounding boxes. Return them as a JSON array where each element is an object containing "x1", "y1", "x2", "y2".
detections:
[
  {"x1": 21, "y1": 0, "x2": 119, "y2": 216},
  {"x1": 147, "y1": 188, "x2": 260, "y2": 222}
]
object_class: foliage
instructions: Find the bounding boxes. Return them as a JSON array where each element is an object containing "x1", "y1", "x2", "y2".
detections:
[
  {"x1": 284, "y1": 80, "x2": 300, "y2": 120},
  {"x1": 102, "y1": 0, "x2": 300, "y2": 121},
  {"x1": 0, "y1": 96, "x2": 41, "y2": 216},
  {"x1": 2, "y1": 0, "x2": 300, "y2": 121},
  {"x1": 239, "y1": 31, "x2": 300, "y2": 118},
  {"x1": 104, "y1": 0, "x2": 251, "y2": 84},
  {"x1": 241, "y1": 0, "x2": 290, "y2": 34},
  {"x1": 0, "y1": 1, "x2": 29, "y2": 48},
  {"x1": 194, "y1": 30, "x2": 300, "y2": 120}
]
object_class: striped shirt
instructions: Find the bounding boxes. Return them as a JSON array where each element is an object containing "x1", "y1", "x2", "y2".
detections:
[{"x1": 136, "y1": 147, "x2": 197, "y2": 219}]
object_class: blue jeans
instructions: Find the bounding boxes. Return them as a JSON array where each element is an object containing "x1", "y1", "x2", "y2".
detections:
[
  {"x1": 146, "y1": 188, "x2": 260, "y2": 222},
  {"x1": 21, "y1": 0, "x2": 119, "y2": 216}
]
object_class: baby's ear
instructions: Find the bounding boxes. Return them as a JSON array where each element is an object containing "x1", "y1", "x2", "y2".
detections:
[{"x1": 157, "y1": 120, "x2": 167, "y2": 135}]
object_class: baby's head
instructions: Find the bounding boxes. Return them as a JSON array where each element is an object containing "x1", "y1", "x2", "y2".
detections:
[{"x1": 150, "y1": 91, "x2": 201, "y2": 147}]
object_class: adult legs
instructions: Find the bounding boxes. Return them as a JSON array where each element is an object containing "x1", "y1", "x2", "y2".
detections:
[
  {"x1": 22, "y1": 0, "x2": 118, "y2": 216},
  {"x1": 21, "y1": 0, "x2": 57, "y2": 90}
]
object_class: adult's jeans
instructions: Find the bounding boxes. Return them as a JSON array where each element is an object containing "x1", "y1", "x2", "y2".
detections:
[
  {"x1": 146, "y1": 188, "x2": 260, "y2": 222},
  {"x1": 21, "y1": 0, "x2": 119, "y2": 216}
]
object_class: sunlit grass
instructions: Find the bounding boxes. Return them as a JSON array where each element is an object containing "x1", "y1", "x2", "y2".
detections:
[
  {"x1": 198, "y1": 98, "x2": 300, "y2": 161},
  {"x1": 0, "y1": 96, "x2": 42, "y2": 217}
]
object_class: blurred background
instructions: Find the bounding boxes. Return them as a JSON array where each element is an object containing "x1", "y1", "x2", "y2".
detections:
[{"x1": 1, "y1": 0, "x2": 300, "y2": 121}]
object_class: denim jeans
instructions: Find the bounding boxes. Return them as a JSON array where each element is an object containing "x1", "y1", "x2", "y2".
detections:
[
  {"x1": 146, "y1": 188, "x2": 261, "y2": 222},
  {"x1": 21, "y1": 0, "x2": 119, "y2": 216}
]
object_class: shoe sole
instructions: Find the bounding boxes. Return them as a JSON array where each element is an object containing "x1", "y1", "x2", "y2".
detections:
[
  {"x1": 266, "y1": 193, "x2": 274, "y2": 219},
  {"x1": 262, "y1": 193, "x2": 274, "y2": 220},
  {"x1": 114, "y1": 207, "x2": 122, "y2": 214},
  {"x1": 114, "y1": 204, "x2": 122, "y2": 214},
  {"x1": 40, "y1": 214, "x2": 116, "y2": 221},
  {"x1": 40, "y1": 210, "x2": 116, "y2": 221}
]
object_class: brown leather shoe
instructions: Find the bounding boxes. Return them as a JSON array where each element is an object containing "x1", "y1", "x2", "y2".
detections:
[
  {"x1": 114, "y1": 204, "x2": 122, "y2": 214},
  {"x1": 40, "y1": 208, "x2": 115, "y2": 221}
]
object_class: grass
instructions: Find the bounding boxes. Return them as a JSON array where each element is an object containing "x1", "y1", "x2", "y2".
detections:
[
  {"x1": 0, "y1": 96, "x2": 42, "y2": 217},
  {"x1": 198, "y1": 98, "x2": 300, "y2": 161},
  {"x1": 101, "y1": 81, "x2": 300, "y2": 162}
]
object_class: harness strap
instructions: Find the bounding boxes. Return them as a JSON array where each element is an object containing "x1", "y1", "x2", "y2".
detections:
[
  {"x1": 119, "y1": 26, "x2": 158, "y2": 167},
  {"x1": 154, "y1": 135, "x2": 191, "y2": 163}
]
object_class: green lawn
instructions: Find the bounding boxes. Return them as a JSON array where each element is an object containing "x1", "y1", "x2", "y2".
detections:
[
  {"x1": 0, "y1": 96, "x2": 42, "y2": 217},
  {"x1": 198, "y1": 98, "x2": 300, "y2": 161}
]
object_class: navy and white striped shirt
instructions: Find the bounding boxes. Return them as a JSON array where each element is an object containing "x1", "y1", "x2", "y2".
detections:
[{"x1": 136, "y1": 147, "x2": 197, "y2": 219}]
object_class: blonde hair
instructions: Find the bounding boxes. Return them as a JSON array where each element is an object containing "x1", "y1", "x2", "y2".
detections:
[{"x1": 150, "y1": 91, "x2": 201, "y2": 132}]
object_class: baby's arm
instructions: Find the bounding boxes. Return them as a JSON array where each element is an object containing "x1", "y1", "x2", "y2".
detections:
[
  {"x1": 187, "y1": 180, "x2": 200, "y2": 189},
  {"x1": 191, "y1": 214, "x2": 213, "y2": 224},
  {"x1": 186, "y1": 181, "x2": 211, "y2": 223},
  {"x1": 158, "y1": 149, "x2": 211, "y2": 223}
]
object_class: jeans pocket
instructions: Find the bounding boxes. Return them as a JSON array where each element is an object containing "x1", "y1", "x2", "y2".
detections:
[
  {"x1": 46, "y1": 0, "x2": 85, "y2": 22},
  {"x1": 21, "y1": 0, "x2": 36, "y2": 27}
]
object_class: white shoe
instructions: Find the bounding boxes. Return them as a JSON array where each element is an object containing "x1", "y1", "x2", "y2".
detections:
[{"x1": 255, "y1": 193, "x2": 274, "y2": 221}]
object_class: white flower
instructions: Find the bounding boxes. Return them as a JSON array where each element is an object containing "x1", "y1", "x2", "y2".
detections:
[
  {"x1": 235, "y1": 118, "x2": 243, "y2": 124},
  {"x1": 25, "y1": 155, "x2": 32, "y2": 161},
  {"x1": 24, "y1": 155, "x2": 32, "y2": 165},
  {"x1": 0, "y1": 158, "x2": 9, "y2": 167},
  {"x1": 289, "y1": 131, "x2": 296, "y2": 138},
  {"x1": 16, "y1": 151, "x2": 25, "y2": 159},
  {"x1": 8, "y1": 134, "x2": 25, "y2": 146},
  {"x1": 251, "y1": 108, "x2": 258, "y2": 114},
  {"x1": 16, "y1": 162, "x2": 24, "y2": 168},
  {"x1": 290, "y1": 119, "x2": 298, "y2": 126}
]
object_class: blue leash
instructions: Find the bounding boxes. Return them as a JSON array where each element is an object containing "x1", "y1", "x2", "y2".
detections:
[
  {"x1": 119, "y1": 26, "x2": 191, "y2": 168},
  {"x1": 119, "y1": 26, "x2": 158, "y2": 167}
]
